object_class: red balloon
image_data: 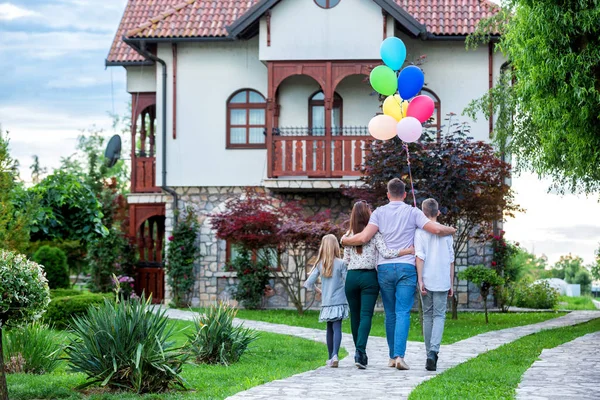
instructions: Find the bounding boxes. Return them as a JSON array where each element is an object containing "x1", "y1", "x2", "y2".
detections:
[{"x1": 406, "y1": 95, "x2": 435, "y2": 123}]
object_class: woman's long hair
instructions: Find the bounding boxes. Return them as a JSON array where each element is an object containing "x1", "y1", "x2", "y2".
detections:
[
  {"x1": 313, "y1": 234, "x2": 340, "y2": 278},
  {"x1": 348, "y1": 201, "x2": 371, "y2": 254}
]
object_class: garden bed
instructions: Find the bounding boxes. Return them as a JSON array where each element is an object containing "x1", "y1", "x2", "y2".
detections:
[{"x1": 6, "y1": 320, "x2": 334, "y2": 400}]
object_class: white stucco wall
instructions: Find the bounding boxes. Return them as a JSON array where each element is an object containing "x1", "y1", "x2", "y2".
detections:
[
  {"x1": 154, "y1": 38, "x2": 268, "y2": 187},
  {"x1": 259, "y1": 0, "x2": 384, "y2": 61},
  {"x1": 335, "y1": 75, "x2": 380, "y2": 125},
  {"x1": 277, "y1": 75, "x2": 320, "y2": 127},
  {"x1": 126, "y1": 65, "x2": 157, "y2": 93},
  {"x1": 397, "y1": 31, "x2": 505, "y2": 143}
]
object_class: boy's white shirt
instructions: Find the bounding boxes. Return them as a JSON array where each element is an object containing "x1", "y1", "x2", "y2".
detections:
[{"x1": 415, "y1": 228, "x2": 454, "y2": 291}]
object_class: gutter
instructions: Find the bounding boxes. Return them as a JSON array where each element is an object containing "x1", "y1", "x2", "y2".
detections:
[{"x1": 123, "y1": 36, "x2": 179, "y2": 226}]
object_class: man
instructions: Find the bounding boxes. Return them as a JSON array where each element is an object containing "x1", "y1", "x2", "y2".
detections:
[{"x1": 341, "y1": 178, "x2": 455, "y2": 370}]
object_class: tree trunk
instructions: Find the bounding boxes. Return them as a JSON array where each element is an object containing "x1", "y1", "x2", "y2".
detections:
[
  {"x1": 483, "y1": 294, "x2": 489, "y2": 324},
  {"x1": 451, "y1": 292, "x2": 458, "y2": 320},
  {"x1": 0, "y1": 326, "x2": 8, "y2": 400}
]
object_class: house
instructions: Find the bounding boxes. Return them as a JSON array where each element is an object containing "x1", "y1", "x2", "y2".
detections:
[{"x1": 106, "y1": 0, "x2": 503, "y2": 307}]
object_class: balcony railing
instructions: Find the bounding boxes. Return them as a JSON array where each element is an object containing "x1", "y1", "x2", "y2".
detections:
[
  {"x1": 133, "y1": 156, "x2": 160, "y2": 193},
  {"x1": 271, "y1": 127, "x2": 371, "y2": 178}
]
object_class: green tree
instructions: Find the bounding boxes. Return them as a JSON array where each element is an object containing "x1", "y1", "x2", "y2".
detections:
[
  {"x1": 29, "y1": 155, "x2": 47, "y2": 184},
  {"x1": 465, "y1": 0, "x2": 600, "y2": 194},
  {"x1": 27, "y1": 171, "x2": 108, "y2": 243},
  {"x1": 0, "y1": 129, "x2": 31, "y2": 253},
  {"x1": 32, "y1": 246, "x2": 70, "y2": 289},
  {"x1": 458, "y1": 265, "x2": 504, "y2": 324},
  {"x1": 592, "y1": 245, "x2": 600, "y2": 281},
  {"x1": 553, "y1": 254, "x2": 584, "y2": 283},
  {"x1": 574, "y1": 269, "x2": 593, "y2": 294},
  {"x1": 509, "y1": 247, "x2": 549, "y2": 282}
]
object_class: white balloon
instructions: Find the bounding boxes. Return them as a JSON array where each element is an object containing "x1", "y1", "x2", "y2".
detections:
[
  {"x1": 368, "y1": 115, "x2": 397, "y2": 141},
  {"x1": 396, "y1": 117, "x2": 422, "y2": 143}
]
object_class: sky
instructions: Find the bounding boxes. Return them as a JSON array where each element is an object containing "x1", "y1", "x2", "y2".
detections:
[{"x1": 1, "y1": 0, "x2": 599, "y2": 266}]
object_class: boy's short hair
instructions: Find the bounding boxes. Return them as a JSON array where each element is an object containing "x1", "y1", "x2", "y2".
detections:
[
  {"x1": 422, "y1": 198, "x2": 439, "y2": 218},
  {"x1": 387, "y1": 178, "x2": 406, "y2": 198}
]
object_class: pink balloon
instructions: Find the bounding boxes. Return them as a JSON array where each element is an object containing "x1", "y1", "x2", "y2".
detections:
[
  {"x1": 396, "y1": 117, "x2": 423, "y2": 143},
  {"x1": 368, "y1": 115, "x2": 397, "y2": 141},
  {"x1": 406, "y1": 95, "x2": 435, "y2": 123}
]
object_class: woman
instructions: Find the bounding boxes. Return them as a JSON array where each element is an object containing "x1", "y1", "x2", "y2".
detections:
[{"x1": 343, "y1": 201, "x2": 414, "y2": 369}]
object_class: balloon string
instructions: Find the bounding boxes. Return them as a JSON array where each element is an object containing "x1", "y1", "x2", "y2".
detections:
[{"x1": 403, "y1": 143, "x2": 417, "y2": 207}]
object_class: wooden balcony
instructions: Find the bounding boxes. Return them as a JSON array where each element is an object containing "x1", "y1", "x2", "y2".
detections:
[
  {"x1": 133, "y1": 156, "x2": 160, "y2": 193},
  {"x1": 271, "y1": 127, "x2": 371, "y2": 178}
]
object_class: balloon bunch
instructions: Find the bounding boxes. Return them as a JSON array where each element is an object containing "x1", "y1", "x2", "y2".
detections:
[{"x1": 368, "y1": 37, "x2": 434, "y2": 143}]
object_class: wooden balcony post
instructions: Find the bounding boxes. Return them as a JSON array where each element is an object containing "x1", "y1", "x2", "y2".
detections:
[
  {"x1": 324, "y1": 61, "x2": 333, "y2": 178},
  {"x1": 266, "y1": 62, "x2": 275, "y2": 178},
  {"x1": 131, "y1": 94, "x2": 138, "y2": 193}
]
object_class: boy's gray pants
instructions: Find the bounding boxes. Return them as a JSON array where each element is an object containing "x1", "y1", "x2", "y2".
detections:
[{"x1": 421, "y1": 290, "x2": 448, "y2": 353}]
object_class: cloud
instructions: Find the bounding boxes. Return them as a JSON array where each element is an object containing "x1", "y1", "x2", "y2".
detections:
[
  {"x1": 0, "y1": 31, "x2": 111, "y2": 59},
  {"x1": 0, "y1": 3, "x2": 39, "y2": 20}
]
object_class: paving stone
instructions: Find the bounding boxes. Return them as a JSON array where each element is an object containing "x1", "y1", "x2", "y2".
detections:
[
  {"x1": 159, "y1": 308, "x2": 600, "y2": 399},
  {"x1": 516, "y1": 330, "x2": 600, "y2": 400}
]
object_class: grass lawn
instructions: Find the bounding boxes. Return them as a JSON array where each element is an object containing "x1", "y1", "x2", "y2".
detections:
[
  {"x1": 219, "y1": 309, "x2": 566, "y2": 344},
  {"x1": 7, "y1": 319, "x2": 339, "y2": 400},
  {"x1": 557, "y1": 295, "x2": 597, "y2": 310},
  {"x1": 408, "y1": 316, "x2": 600, "y2": 399}
]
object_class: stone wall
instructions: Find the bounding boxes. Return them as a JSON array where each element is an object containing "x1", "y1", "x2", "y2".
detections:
[{"x1": 163, "y1": 186, "x2": 495, "y2": 309}]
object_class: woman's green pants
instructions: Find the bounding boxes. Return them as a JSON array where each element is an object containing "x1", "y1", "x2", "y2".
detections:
[{"x1": 344, "y1": 269, "x2": 380, "y2": 354}]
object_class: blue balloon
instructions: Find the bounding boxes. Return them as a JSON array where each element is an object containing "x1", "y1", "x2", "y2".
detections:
[
  {"x1": 397, "y1": 66, "x2": 424, "y2": 100},
  {"x1": 380, "y1": 37, "x2": 406, "y2": 71}
]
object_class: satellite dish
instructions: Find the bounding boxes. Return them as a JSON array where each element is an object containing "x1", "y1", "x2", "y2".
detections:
[{"x1": 104, "y1": 135, "x2": 122, "y2": 168}]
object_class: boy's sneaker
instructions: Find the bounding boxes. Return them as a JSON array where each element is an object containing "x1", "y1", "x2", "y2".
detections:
[
  {"x1": 426, "y1": 351, "x2": 438, "y2": 371},
  {"x1": 355, "y1": 351, "x2": 367, "y2": 369}
]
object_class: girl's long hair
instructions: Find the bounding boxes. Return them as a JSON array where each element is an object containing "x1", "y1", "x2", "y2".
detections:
[
  {"x1": 348, "y1": 201, "x2": 371, "y2": 254},
  {"x1": 314, "y1": 234, "x2": 340, "y2": 278}
]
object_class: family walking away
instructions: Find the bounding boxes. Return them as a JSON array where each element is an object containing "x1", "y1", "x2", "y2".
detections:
[{"x1": 306, "y1": 178, "x2": 456, "y2": 371}]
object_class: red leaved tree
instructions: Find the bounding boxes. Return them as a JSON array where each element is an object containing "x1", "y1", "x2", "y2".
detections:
[
  {"x1": 345, "y1": 114, "x2": 521, "y2": 318},
  {"x1": 211, "y1": 189, "x2": 344, "y2": 314}
]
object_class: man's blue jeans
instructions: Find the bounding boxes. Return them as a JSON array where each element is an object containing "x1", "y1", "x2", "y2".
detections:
[{"x1": 377, "y1": 263, "x2": 417, "y2": 359}]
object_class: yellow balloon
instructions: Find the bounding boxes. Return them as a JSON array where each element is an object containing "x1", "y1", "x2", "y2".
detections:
[
  {"x1": 382, "y1": 94, "x2": 403, "y2": 121},
  {"x1": 402, "y1": 100, "x2": 409, "y2": 118}
]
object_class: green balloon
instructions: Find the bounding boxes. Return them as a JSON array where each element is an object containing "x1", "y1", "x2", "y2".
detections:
[{"x1": 370, "y1": 65, "x2": 398, "y2": 96}]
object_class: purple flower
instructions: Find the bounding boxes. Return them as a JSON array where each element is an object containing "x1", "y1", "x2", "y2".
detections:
[{"x1": 168, "y1": 236, "x2": 174, "y2": 241}]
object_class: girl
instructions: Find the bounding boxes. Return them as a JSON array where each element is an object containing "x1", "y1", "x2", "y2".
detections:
[
  {"x1": 304, "y1": 234, "x2": 348, "y2": 368},
  {"x1": 343, "y1": 200, "x2": 414, "y2": 369}
]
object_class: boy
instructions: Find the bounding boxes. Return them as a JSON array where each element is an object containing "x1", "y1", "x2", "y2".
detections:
[{"x1": 415, "y1": 198, "x2": 454, "y2": 371}]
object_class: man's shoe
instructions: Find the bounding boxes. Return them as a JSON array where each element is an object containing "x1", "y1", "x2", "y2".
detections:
[
  {"x1": 396, "y1": 357, "x2": 410, "y2": 370},
  {"x1": 355, "y1": 351, "x2": 367, "y2": 369},
  {"x1": 426, "y1": 351, "x2": 438, "y2": 371},
  {"x1": 387, "y1": 358, "x2": 396, "y2": 368}
]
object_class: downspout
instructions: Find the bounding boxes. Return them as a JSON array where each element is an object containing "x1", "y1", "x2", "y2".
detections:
[{"x1": 123, "y1": 36, "x2": 179, "y2": 225}]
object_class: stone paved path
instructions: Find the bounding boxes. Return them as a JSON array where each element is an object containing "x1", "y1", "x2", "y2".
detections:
[
  {"x1": 516, "y1": 331, "x2": 600, "y2": 400},
  {"x1": 161, "y1": 309, "x2": 600, "y2": 399}
]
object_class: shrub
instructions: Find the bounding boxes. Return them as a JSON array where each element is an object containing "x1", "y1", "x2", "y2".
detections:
[
  {"x1": 166, "y1": 208, "x2": 201, "y2": 308},
  {"x1": 64, "y1": 296, "x2": 186, "y2": 393},
  {"x1": 50, "y1": 289, "x2": 84, "y2": 298},
  {"x1": 2, "y1": 322, "x2": 62, "y2": 374},
  {"x1": 87, "y1": 228, "x2": 136, "y2": 294},
  {"x1": 186, "y1": 303, "x2": 258, "y2": 365},
  {"x1": 228, "y1": 249, "x2": 271, "y2": 309},
  {"x1": 43, "y1": 293, "x2": 113, "y2": 329},
  {"x1": 32, "y1": 245, "x2": 70, "y2": 289},
  {"x1": 514, "y1": 281, "x2": 559, "y2": 309},
  {"x1": 0, "y1": 250, "x2": 50, "y2": 399},
  {"x1": 458, "y1": 265, "x2": 504, "y2": 324}
]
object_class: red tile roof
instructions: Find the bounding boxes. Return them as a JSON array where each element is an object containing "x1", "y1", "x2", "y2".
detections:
[
  {"x1": 107, "y1": 0, "x2": 499, "y2": 64},
  {"x1": 395, "y1": 0, "x2": 498, "y2": 36}
]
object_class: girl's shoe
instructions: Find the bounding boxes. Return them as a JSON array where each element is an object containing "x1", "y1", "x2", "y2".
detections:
[{"x1": 330, "y1": 354, "x2": 339, "y2": 368}]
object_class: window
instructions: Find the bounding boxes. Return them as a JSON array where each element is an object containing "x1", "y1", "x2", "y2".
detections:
[
  {"x1": 419, "y1": 88, "x2": 441, "y2": 133},
  {"x1": 227, "y1": 89, "x2": 266, "y2": 149},
  {"x1": 309, "y1": 91, "x2": 343, "y2": 136},
  {"x1": 314, "y1": 0, "x2": 341, "y2": 8},
  {"x1": 225, "y1": 241, "x2": 279, "y2": 269}
]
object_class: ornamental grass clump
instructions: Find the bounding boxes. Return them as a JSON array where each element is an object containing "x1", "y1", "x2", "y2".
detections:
[
  {"x1": 186, "y1": 303, "x2": 259, "y2": 365},
  {"x1": 2, "y1": 322, "x2": 62, "y2": 374},
  {"x1": 64, "y1": 296, "x2": 186, "y2": 394}
]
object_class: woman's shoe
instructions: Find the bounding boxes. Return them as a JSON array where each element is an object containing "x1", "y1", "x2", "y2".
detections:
[
  {"x1": 396, "y1": 357, "x2": 410, "y2": 370},
  {"x1": 388, "y1": 358, "x2": 396, "y2": 367},
  {"x1": 330, "y1": 354, "x2": 339, "y2": 368}
]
